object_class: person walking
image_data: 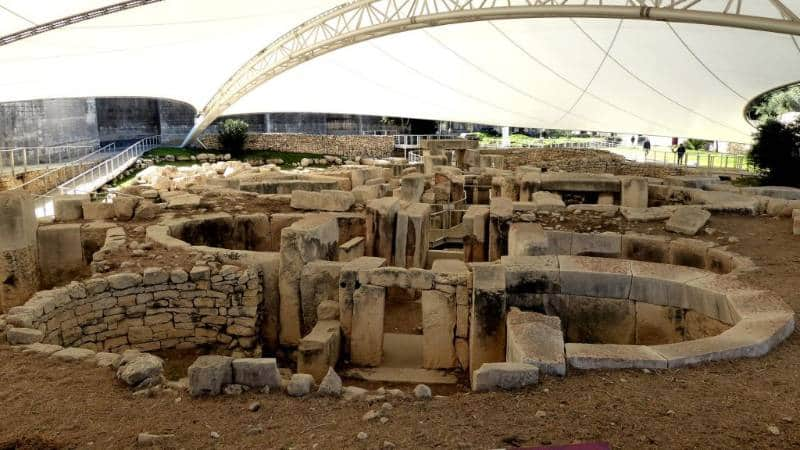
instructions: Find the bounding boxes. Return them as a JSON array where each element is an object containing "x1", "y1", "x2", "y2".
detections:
[
  {"x1": 642, "y1": 138, "x2": 651, "y2": 160},
  {"x1": 675, "y1": 143, "x2": 686, "y2": 165}
]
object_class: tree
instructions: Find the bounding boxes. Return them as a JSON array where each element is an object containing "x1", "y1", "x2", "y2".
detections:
[
  {"x1": 218, "y1": 119, "x2": 249, "y2": 157},
  {"x1": 748, "y1": 119, "x2": 800, "y2": 187}
]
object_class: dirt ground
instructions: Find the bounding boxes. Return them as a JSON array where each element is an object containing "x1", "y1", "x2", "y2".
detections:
[{"x1": 1, "y1": 215, "x2": 799, "y2": 450}]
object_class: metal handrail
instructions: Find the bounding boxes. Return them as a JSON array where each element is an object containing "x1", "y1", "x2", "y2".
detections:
[
  {"x1": 11, "y1": 143, "x2": 116, "y2": 192},
  {"x1": 58, "y1": 136, "x2": 160, "y2": 195},
  {"x1": 0, "y1": 144, "x2": 98, "y2": 176}
]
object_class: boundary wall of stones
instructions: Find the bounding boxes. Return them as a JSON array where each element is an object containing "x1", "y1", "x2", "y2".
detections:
[{"x1": 201, "y1": 133, "x2": 394, "y2": 159}]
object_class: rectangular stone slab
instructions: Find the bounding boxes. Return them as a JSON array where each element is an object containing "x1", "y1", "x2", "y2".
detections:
[
  {"x1": 506, "y1": 308, "x2": 566, "y2": 376},
  {"x1": 566, "y1": 343, "x2": 667, "y2": 370},
  {"x1": 557, "y1": 256, "x2": 632, "y2": 299}
]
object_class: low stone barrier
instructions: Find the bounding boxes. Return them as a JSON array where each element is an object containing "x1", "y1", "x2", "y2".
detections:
[
  {"x1": 3, "y1": 263, "x2": 263, "y2": 355},
  {"x1": 201, "y1": 133, "x2": 394, "y2": 159}
]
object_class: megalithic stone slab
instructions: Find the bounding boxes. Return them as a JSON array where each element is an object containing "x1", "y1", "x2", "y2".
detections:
[
  {"x1": 469, "y1": 263, "x2": 507, "y2": 376},
  {"x1": 365, "y1": 197, "x2": 400, "y2": 261},
  {"x1": 394, "y1": 202, "x2": 431, "y2": 268},
  {"x1": 351, "y1": 284, "x2": 385, "y2": 367}
]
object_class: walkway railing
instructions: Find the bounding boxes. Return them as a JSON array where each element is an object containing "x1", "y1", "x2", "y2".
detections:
[
  {"x1": 394, "y1": 134, "x2": 460, "y2": 150},
  {"x1": 0, "y1": 145, "x2": 98, "y2": 176},
  {"x1": 11, "y1": 143, "x2": 117, "y2": 193},
  {"x1": 479, "y1": 139, "x2": 619, "y2": 150},
  {"x1": 58, "y1": 136, "x2": 160, "y2": 195}
]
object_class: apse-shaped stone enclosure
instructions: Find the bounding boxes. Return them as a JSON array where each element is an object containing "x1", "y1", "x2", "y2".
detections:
[{"x1": 502, "y1": 255, "x2": 795, "y2": 372}]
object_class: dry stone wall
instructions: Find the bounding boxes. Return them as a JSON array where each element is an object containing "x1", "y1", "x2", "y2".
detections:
[
  {"x1": 3, "y1": 264, "x2": 263, "y2": 355},
  {"x1": 202, "y1": 133, "x2": 394, "y2": 159},
  {"x1": 488, "y1": 148, "x2": 684, "y2": 178}
]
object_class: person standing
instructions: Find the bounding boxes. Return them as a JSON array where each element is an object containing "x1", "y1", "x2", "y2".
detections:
[
  {"x1": 643, "y1": 138, "x2": 651, "y2": 160},
  {"x1": 676, "y1": 143, "x2": 686, "y2": 165}
]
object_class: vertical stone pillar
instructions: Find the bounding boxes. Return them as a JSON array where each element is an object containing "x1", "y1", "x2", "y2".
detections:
[
  {"x1": 278, "y1": 216, "x2": 339, "y2": 346},
  {"x1": 394, "y1": 203, "x2": 431, "y2": 269},
  {"x1": 421, "y1": 289, "x2": 457, "y2": 369},
  {"x1": 365, "y1": 197, "x2": 400, "y2": 261},
  {"x1": 399, "y1": 174, "x2": 426, "y2": 203},
  {"x1": 488, "y1": 197, "x2": 513, "y2": 261},
  {"x1": 338, "y1": 256, "x2": 385, "y2": 356},
  {"x1": 463, "y1": 205, "x2": 489, "y2": 263},
  {"x1": 469, "y1": 263, "x2": 507, "y2": 379},
  {"x1": 0, "y1": 191, "x2": 39, "y2": 313},
  {"x1": 518, "y1": 171, "x2": 542, "y2": 202},
  {"x1": 351, "y1": 284, "x2": 385, "y2": 366},
  {"x1": 620, "y1": 176, "x2": 649, "y2": 208}
]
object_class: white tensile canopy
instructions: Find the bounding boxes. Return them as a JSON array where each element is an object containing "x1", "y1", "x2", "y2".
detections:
[{"x1": 2, "y1": 0, "x2": 800, "y2": 144}]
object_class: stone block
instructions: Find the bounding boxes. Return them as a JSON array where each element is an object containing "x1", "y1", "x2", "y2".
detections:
[
  {"x1": 81, "y1": 201, "x2": 116, "y2": 220},
  {"x1": 566, "y1": 343, "x2": 667, "y2": 370},
  {"x1": 0, "y1": 190, "x2": 39, "y2": 312},
  {"x1": 506, "y1": 308, "x2": 566, "y2": 376},
  {"x1": 544, "y1": 230, "x2": 573, "y2": 255},
  {"x1": 547, "y1": 294, "x2": 635, "y2": 345},
  {"x1": 290, "y1": 190, "x2": 354, "y2": 212},
  {"x1": 51, "y1": 347, "x2": 95, "y2": 362},
  {"x1": 620, "y1": 176, "x2": 648, "y2": 208},
  {"x1": 298, "y1": 320, "x2": 341, "y2": 382},
  {"x1": 570, "y1": 232, "x2": 621, "y2": 257},
  {"x1": 365, "y1": 197, "x2": 400, "y2": 261},
  {"x1": 669, "y1": 238, "x2": 715, "y2": 269},
  {"x1": 508, "y1": 223, "x2": 547, "y2": 257},
  {"x1": 421, "y1": 290, "x2": 457, "y2": 369},
  {"x1": 629, "y1": 260, "x2": 710, "y2": 309},
  {"x1": 351, "y1": 284, "x2": 385, "y2": 366},
  {"x1": 502, "y1": 255, "x2": 560, "y2": 310},
  {"x1": 469, "y1": 264, "x2": 506, "y2": 376},
  {"x1": 287, "y1": 373, "x2": 315, "y2": 397},
  {"x1": 557, "y1": 256, "x2": 632, "y2": 299},
  {"x1": 635, "y1": 302, "x2": 684, "y2": 345},
  {"x1": 37, "y1": 224, "x2": 84, "y2": 288},
  {"x1": 400, "y1": 173, "x2": 426, "y2": 202},
  {"x1": 339, "y1": 236, "x2": 365, "y2": 262},
  {"x1": 471, "y1": 362, "x2": 539, "y2": 392},
  {"x1": 794, "y1": 209, "x2": 800, "y2": 235},
  {"x1": 620, "y1": 206, "x2": 676, "y2": 222},
  {"x1": 232, "y1": 358, "x2": 282, "y2": 388},
  {"x1": 188, "y1": 355, "x2": 233, "y2": 396},
  {"x1": 532, "y1": 191, "x2": 565, "y2": 211},
  {"x1": 540, "y1": 173, "x2": 620, "y2": 192},
  {"x1": 621, "y1": 233, "x2": 671, "y2": 263},
  {"x1": 463, "y1": 205, "x2": 489, "y2": 263},
  {"x1": 489, "y1": 198, "x2": 513, "y2": 261},
  {"x1": 279, "y1": 216, "x2": 339, "y2": 346},
  {"x1": 300, "y1": 261, "x2": 343, "y2": 334},
  {"x1": 113, "y1": 197, "x2": 140, "y2": 221},
  {"x1": 54, "y1": 195, "x2": 89, "y2": 222},
  {"x1": 338, "y1": 256, "x2": 386, "y2": 352},
  {"x1": 6, "y1": 327, "x2": 43, "y2": 345},
  {"x1": 665, "y1": 206, "x2": 711, "y2": 236},
  {"x1": 394, "y1": 203, "x2": 431, "y2": 268}
]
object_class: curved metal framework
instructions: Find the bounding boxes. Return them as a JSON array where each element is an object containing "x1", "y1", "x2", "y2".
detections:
[
  {"x1": 182, "y1": 0, "x2": 800, "y2": 146},
  {"x1": 0, "y1": 0, "x2": 163, "y2": 47}
]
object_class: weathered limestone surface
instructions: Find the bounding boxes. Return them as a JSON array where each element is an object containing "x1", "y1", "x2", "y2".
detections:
[
  {"x1": 188, "y1": 355, "x2": 233, "y2": 396},
  {"x1": 290, "y1": 190, "x2": 355, "y2": 212},
  {"x1": 421, "y1": 290, "x2": 457, "y2": 369},
  {"x1": 570, "y1": 232, "x2": 620, "y2": 258},
  {"x1": 299, "y1": 261, "x2": 344, "y2": 334},
  {"x1": 339, "y1": 236, "x2": 365, "y2": 262},
  {"x1": 566, "y1": 343, "x2": 668, "y2": 370},
  {"x1": 0, "y1": 190, "x2": 39, "y2": 312},
  {"x1": 506, "y1": 308, "x2": 566, "y2": 376},
  {"x1": 463, "y1": 205, "x2": 489, "y2": 263},
  {"x1": 400, "y1": 173, "x2": 426, "y2": 202},
  {"x1": 351, "y1": 284, "x2": 385, "y2": 366},
  {"x1": 232, "y1": 358, "x2": 282, "y2": 389},
  {"x1": 54, "y1": 195, "x2": 89, "y2": 222},
  {"x1": 37, "y1": 224, "x2": 84, "y2": 288},
  {"x1": 557, "y1": 256, "x2": 632, "y2": 299},
  {"x1": 469, "y1": 264, "x2": 507, "y2": 376},
  {"x1": 665, "y1": 206, "x2": 711, "y2": 236},
  {"x1": 508, "y1": 223, "x2": 547, "y2": 257},
  {"x1": 621, "y1": 233, "x2": 671, "y2": 263},
  {"x1": 338, "y1": 257, "x2": 385, "y2": 354},
  {"x1": 531, "y1": 191, "x2": 566, "y2": 211},
  {"x1": 489, "y1": 198, "x2": 513, "y2": 261},
  {"x1": 365, "y1": 197, "x2": 400, "y2": 261},
  {"x1": 279, "y1": 216, "x2": 339, "y2": 346},
  {"x1": 540, "y1": 173, "x2": 620, "y2": 192},
  {"x1": 502, "y1": 255, "x2": 560, "y2": 310},
  {"x1": 620, "y1": 176, "x2": 648, "y2": 208},
  {"x1": 472, "y1": 362, "x2": 538, "y2": 392},
  {"x1": 394, "y1": 203, "x2": 431, "y2": 268},
  {"x1": 298, "y1": 320, "x2": 341, "y2": 382}
]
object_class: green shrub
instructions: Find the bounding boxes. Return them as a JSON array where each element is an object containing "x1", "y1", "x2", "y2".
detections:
[
  {"x1": 748, "y1": 119, "x2": 800, "y2": 187},
  {"x1": 684, "y1": 138, "x2": 709, "y2": 151},
  {"x1": 218, "y1": 119, "x2": 249, "y2": 156}
]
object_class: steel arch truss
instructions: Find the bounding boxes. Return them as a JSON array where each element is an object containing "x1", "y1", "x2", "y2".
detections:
[
  {"x1": 0, "y1": 0, "x2": 164, "y2": 47},
  {"x1": 182, "y1": 0, "x2": 800, "y2": 146}
]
